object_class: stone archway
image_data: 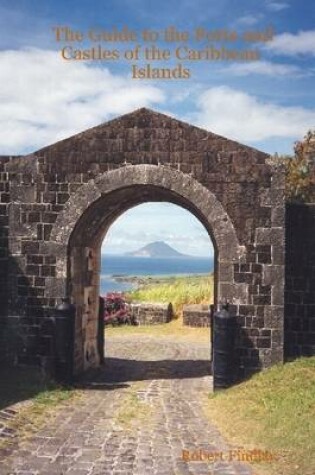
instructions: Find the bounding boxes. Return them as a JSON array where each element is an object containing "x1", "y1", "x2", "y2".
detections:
[
  {"x1": 48, "y1": 165, "x2": 244, "y2": 373},
  {"x1": 2, "y1": 108, "x2": 285, "y2": 378}
]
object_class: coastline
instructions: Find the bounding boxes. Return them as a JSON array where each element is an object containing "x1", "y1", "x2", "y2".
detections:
[{"x1": 111, "y1": 272, "x2": 212, "y2": 288}]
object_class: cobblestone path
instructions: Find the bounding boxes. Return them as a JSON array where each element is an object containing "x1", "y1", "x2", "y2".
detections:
[{"x1": 1, "y1": 335, "x2": 253, "y2": 475}]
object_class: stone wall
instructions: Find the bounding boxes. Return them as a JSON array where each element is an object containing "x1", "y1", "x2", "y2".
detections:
[
  {"x1": 0, "y1": 108, "x2": 286, "y2": 378},
  {"x1": 183, "y1": 304, "x2": 211, "y2": 327},
  {"x1": 284, "y1": 203, "x2": 315, "y2": 358},
  {"x1": 127, "y1": 302, "x2": 173, "y2": 325},
  {"x1": 0, "y1": 156, "x2": 12, "y2": 362}
]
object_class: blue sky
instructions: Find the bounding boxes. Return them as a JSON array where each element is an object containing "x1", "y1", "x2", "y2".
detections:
[
  {"x1": 0, "y1": 0, "x2": 314, "y2": 255},
  {"x1": 102, "y1": 203, "x2": 214, "y2": 257}
]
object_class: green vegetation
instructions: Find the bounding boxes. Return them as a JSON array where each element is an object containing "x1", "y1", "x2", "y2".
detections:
[
  {"x1": 116, "y1": 382, "x2": 153, "y2": 429},
  {"x1": 106, "y1": 315, "x2": 210, "y2": 342},
  {"x1": 0, "y1": 366, "x2": 74, "y2": 410},
  {"x1": 203, "y1": 356, "x2": 315, "y2": 475},
  {"x1": 106, "y1": 274, "x2": 213, "y2": 341},
  {"x1": 126, "y1": 273, "x2": 213, "y2": 317},
  {"x1": 269, "y1": 129, "x2": 315, "y2": 203},
  {"x1": 0, "y1": 366, "x2": 79, "y2": 449},
  {"x1": 286, "y1": 129, "x2": 315, "y2": 202}
]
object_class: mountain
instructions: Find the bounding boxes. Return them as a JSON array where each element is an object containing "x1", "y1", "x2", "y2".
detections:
[{"x1": 126, "y1": 241, "x2": 188, "y2": 258}]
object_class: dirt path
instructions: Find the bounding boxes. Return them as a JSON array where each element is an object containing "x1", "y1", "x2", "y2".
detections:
[{"x1": 1, "y1": 335, "x2": 253, "y2": 475}]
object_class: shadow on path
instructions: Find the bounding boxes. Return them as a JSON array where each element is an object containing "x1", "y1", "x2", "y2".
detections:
[{"x1": 77, "y1": 357, "x2": 212, "y2": 388}]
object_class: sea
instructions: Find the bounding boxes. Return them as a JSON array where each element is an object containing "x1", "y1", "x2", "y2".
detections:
[{"x1": 100, "y1": 255, "x2": 214, "y2": 294}]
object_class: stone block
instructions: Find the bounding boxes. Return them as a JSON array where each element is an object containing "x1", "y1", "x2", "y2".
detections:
[
  {"x1": 126, "y1": 302, "x2": 173, "y2": 325},
  {"x1": 272, "y1": 282, "x2": 284, "y2": 306},
  {"x1": 262, "y1": 265, "x2": 284, "y2": 286},
  {"x1": 183, "y1": 304, "x2": 211, "y2": 327},
  {"x1": 255, "y1": 228, "x2": 271, "y2": 245}
]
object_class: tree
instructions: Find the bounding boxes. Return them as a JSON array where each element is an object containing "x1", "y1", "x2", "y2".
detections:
[
  {"x1": 285, "y1": 130, "x2": 315, "y2": 202},
  {"x1": 269, "y1": 130, "x2": 315, "y2": 203}
]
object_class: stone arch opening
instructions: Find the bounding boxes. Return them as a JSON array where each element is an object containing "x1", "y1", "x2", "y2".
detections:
[
  {"x1": 49, "y1": 165, "x2": 243, "y2": 374},
  {"x1": 100, "y1": 201, "x2": 215, "y2": 294}
]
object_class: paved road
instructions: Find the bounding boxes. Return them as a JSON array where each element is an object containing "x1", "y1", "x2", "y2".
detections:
[{"x1": 1, "y1": 335, "x2": 253, "y2": 475}]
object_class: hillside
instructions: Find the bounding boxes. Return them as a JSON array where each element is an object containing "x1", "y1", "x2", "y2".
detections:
[{"x1": 126, "y1": 241, "x2": 187, "y2": 258}]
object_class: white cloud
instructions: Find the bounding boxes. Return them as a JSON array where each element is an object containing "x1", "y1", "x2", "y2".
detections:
[
  {"x1": 266, "y1": 30, "x2": 315, "y2": 56},
  {"x1": 102, "y1": 230, "x2": 213, "y2": 256},
  {"x1": 0, "y1": 48, "x2": 165, "y2": 154},
  {"x1": 235, "y1": 2, "x2": 289, "y2": 27},
  {"x1": 235, "y1": 14, "x2": 263, "y2": 26},
  {"x1": 102, "y1": 236, "x2": 213, "y2": 256},
  {"x1": 221, "y1": 60, "x2": 303, "y2": 77},
  {"x1": 265, "y1": 1, "x2": 289, "y2": 12},
  {"x1": 101, "y1": 203, "x2": 214, "y2": 256},
  {"x1": 191, "y1": 86, "x2": 315, "y2": 142}
]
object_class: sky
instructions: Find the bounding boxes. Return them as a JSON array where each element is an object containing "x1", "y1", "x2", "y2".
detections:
[
  {"x1": 102, "y1": 203, "x2": 214, "y2": 257},
  {"x1": 0, "y1": 0, "x2": 314, "y2": 256}
]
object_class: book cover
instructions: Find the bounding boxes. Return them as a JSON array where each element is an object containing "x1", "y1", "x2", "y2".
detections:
[{"x1": 0, "y1": 1, "x2": 314, "y2": 475}]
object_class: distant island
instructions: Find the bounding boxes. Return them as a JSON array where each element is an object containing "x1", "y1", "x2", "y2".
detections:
[{"x1": 126, "y1": 241, "x2": 191, "y2": 258}]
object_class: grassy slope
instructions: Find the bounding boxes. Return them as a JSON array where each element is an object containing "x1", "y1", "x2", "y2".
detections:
[
  {"x1": 0, "y1": 366, "x2": 76, "y2": 410},
  {"x1": 0, "y1": 366, "x2": 78, "y2": 450},
  {"x1": 126, "y1": 274, "x2": 213, "y2": 316},
  {"x1": 202, "y1": 357, "x2": 315, "y2": 475}
]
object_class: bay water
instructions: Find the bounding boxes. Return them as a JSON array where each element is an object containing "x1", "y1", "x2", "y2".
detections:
[{"x1": 100, "y1": 254, "x2": 214, "y2": 294}]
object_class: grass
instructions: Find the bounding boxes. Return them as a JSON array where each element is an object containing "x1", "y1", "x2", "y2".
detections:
[
  {"x1": 115, "y1": 382, "x2": 153, "y2": 429},
  {"x1": 0, "y1": 366, "x2": 79, "y2": 450},
  {"x1": 202, "y1": 356, "x2": 315, "y2": 475},
  {"x1": 126, "y1": 273, "x2": 214, "y2": 317},
  {"x1": 106, "y1": 315, "x2": 211, "y2": 343},
  {"x1": 107, "y1": 274, "x2": 213, "y2": 342},
  {"x1": 0, "y1": 365, "x2": 72, "y2": 410}
]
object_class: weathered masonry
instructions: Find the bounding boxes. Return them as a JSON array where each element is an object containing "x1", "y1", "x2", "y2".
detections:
[
  {"x1": 0, "y1": 108, "x2": 287, "y2": 378},
  {"x1": 285, "y1": 203, "x2": 315, "y2": 358}
]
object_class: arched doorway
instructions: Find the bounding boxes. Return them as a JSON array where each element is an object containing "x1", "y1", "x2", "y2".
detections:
[
  {"x1": 49, "y1": 165, "x2": 243, "y2": 374},
  {"x1": 100, "y1": 201, "x2": 214, "y2": 295}
]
